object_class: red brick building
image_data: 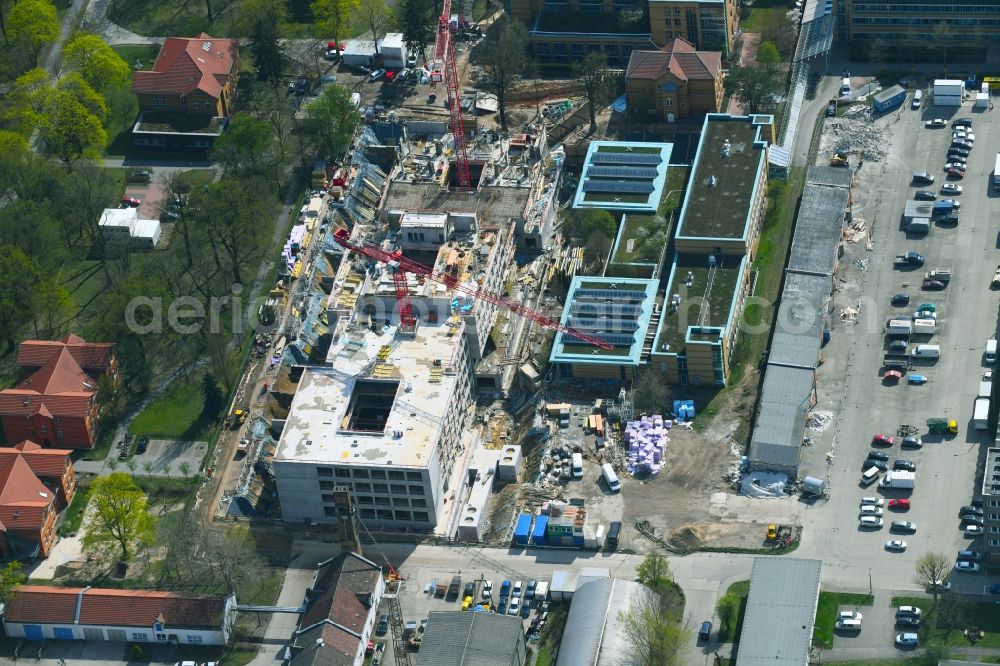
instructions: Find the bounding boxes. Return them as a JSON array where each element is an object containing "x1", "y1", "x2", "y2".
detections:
[
  {"x1": 0, "y1": 441, "x2": 75, "y2": 558},
  {"x1": 131, "y1": 33, "x2": 239, "y2": 118},
  {"x1": 0, "y1": 335, "x2": 116, "y2": 450}
]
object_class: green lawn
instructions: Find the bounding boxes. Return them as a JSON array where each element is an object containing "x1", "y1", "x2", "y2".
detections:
[
  {"x1": 891, "y1": 595, "x2": 1000, "y2": 649},
  {"x1": 130, "y1": 377, "x2": 211, "y2": 440},
  {"x1": 658, "y1": 166, "x2": 688, "y2": 218},
  {"x1": 471, "y1": 0, "x2": 491, "y2": 21},
  {"x1": 717, "y1": 580, "x2": 750, "y2": 643},
  {"x1": 109, "y1": 0, "x2": 339, "y2": 39},
  {"x1": 740, "y1": 7, "x2": 779, "y2": 31},
  {"x1": 111, "y1": 44, "x2": 162, "y2": 71},
  {"x1": 57, "y1": 484, "x2": 92, "y2": 537},
  {"x1": 813, "y1": 591, "x2": 875, "y2": 649}
]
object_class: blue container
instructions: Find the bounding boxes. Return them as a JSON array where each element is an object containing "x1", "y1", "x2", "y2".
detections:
[
  {"x1": 514, "y1": 513, "x2": 532, "y2": 545},
  {"x1": 532, "y1": 515, "x2": 549, "y2": 545}
]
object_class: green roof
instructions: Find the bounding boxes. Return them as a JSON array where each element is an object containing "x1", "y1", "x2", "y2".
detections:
[{"x1": 655, "y1": 253, "x2": 745, "y2": 354}]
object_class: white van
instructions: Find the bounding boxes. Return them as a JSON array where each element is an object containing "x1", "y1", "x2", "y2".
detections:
[
  {"x1": 601, "y1": 463, "x2": 621, "y2": 493},
  {"x1": 349, "y1": 92, "x2": 362, "y2": 109},
  {"x1": 912, "y1": 344, "x2": 940, "y2": 359},
  {"x1": 836, "y1": 618, "x2": 863, "y2": 632},
  {"x1": 986, "y1": 339, "x2": 997, "y2": 365},
  {"x1": 840, "y1": 77, "x2": 851, "y2": 97},
  {"x1": 572, "y1": 453, "x2": 584, "y2": 479},
  {"x1": 911, "y1": 90, "x2": 922, "y2": 109},
  {"x1": 860, "y1": 466, "x2": 880, "y2": 486}
]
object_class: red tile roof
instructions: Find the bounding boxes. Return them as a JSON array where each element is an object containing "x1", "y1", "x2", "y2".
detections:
[
  {"x1": 626, "y1": 38, "x2": 721, "y2": 82},
  {"x1": 7, "y1": 586, "x2": 228, "y2": 629},
  {"x1": 0, "y1": 456, "x2": 54, "y2": 506},
  {"x1": 0, "y1": 442, "x2": 71, "y2": 477},
  {"x1": 132, "y1": 33, "x2": 236, "y2": 100},
  {"x1": 17, "y1": 336, "x2": 114, "y2": 372},
  {"x1": 17, "y1": 348, "x2": 93, "y2": 395}
]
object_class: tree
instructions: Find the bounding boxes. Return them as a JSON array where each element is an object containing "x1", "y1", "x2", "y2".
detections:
[
  {"x1": 8, "y1": 0, "x2": 58, "y2": 66},
  {"x1": 632, "y1": 367, "x2": 669, "y2": 415},
  {"x1": 142, "y1": 461, "x2": 154, "y2": 480},
  {"x1": 302, "y1": 85, "x2": 361, "y2": 160},
  {"x1": 202, "y1": 372, "x2": 225, "y2": 420},
  {"x1": 0, "y1": 562, "x2": 25, "y2": 603},
  {"x1": 472, "y1": 17, "x2": 529, "y2": 131},
  {"x1": 178, "y1": 461, "x2": 192, "y2": 478},
  {"x1": 914, "y1": 552, "x2": 950, "y2": 601},
  {"x1": 125, "y1": 458, "x2": 138, "y2": 476},
  {"x1": 248, "y1": 83, "x2": 295, "y2": 158},
  {"x1": 716, "y1": 592, "x2": 739, "y2": 636},
  {"x1": 397, "y1": 0, "x2": 434, "y2": 60},
  {"x1": 758, "y1": 7, "x2": 797, "y2": 58},
  {"x1": 63, "y1": 34, "x2": 131, "y2": 91},
  {"x1": 636, "y1": 552, "x2": 672, "y2": 591},
  {"x1": 35, "y1": 89, "x2": 108, "y2": 166},
  {"x1": 352, "y1": 0, "x2": 393, "y2": 55},
  {"x1": 583, "y1": 234, "x2": 611, "y2": 274},
  {"x1": 617, "y1": 592, "x2": 688, "y2": 666},
  {"x1": 238, "y1": 0, "x2": 287, "y2": 87},
  {"x1": 192, "y1": 179, "x2": 269, "y2": 285},
  {"x1": 574, "y1": 51, "x2": 613, "y2": 132},
  {"x1": 0, "y1": 245, "x2": 41, "y2": 352},
  {"x1": 83, "y1": 473, "x2": 156, "y2": 563},
  {"x1": 725, "y1": 64, "x2": 780, "y2": 115},
  {"x1": 756, "y1": 41, "x2": 780, "y2": 73},
  {"x1": 107, "y1": 458, "x2": 119, "y2": 473},
  {"x1": 311, "y1": 0, "x2": 359, "y2": 57},
  {"x1": 30, "y1": 278, "x2": 71, "y2": 338},
  {"x1": 211, "y1": 112, "x2": 279, "y2": 182},
  {"x1": 936, "y1": 594, "x2": 971, "y2": 637}
]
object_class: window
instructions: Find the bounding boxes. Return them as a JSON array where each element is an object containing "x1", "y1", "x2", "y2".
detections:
[
  {"x1": 317, "y1": 467, "x2": 333, "y2": 477},
  {"x1": 56, "y1": 430, "x2": 64, "y2": 439},
  {"x1": 391, "y1": 484, "x2": 407, "y2": 494},
  {"x1": 406, "y1": 472, "x2": 422, "y2": 481},
  {"x1": 408, "y1": 485, "x2": 423, "y2": 495},
  {"x1": 370, "y1": 470, "x2": 386, "y2": 479},
  {"x1": 53, "y1": 416, "x2": 61, "y2": 424},
  {"x1": 388, "y1": 471, "x2": 405, "y2": 480},
  {"x1": 393, "y1": 497, "x2": 409, "y2": 507},
  {"x1": 152, "y1": 96, "x2": 165, "y2": 106},
  {"x1": 132, "y1": 632, "x2": 149, "y2": 641},
  {"x1": 335, "y1": 469, "x2": 351, "y2": 478},
  {"x1": 993, "y1": 514, "x2": 1000, "y2": 521},
  {"x1": 413, "y1": 511, "x2": 429, "y2": 522},
  {"x1": 395, "y1": 510, "x2": 411, "y2": 521},
  {"x1": 357, "y1": 496, "x2": 374, "y2": 505},
  {"x1": 355, "y1": 482, "x2": 372, "y2": 492},
  {"x1": 353, "y1": 469, "x2": 370, "y2": 478},
  {"x1": 376, "y1": 509, "x2": 394, "y2": 520},
  {"x1": 411, "y1": 498, "x2": 427, "y2": 507},
  {"x1": 187, "y1": 635, "x2": 203, "y2": 644},
  {"x1": 361, "y1": 509, "x2": 376, "y2": 519},
  {"x1": 375, "y1": 497, "x2": 391, "y2": 506},
  {"x1": 321, "y1": 494, "x2": 336, "y2": 503},
  {"x1": 40, "y1": 425, "x2": 47, "y2": 433},
  {"x1": 991, "y1": 539, "x2": 1000, "y2": 547},
  {"x1": 319, "y1": 481, "x2": 335, "y2": 490},
  {"x1": 373, "y1": 483, "x2": 388, "y2": 493},
  {"x1": 991, "y1": 500, "x2": 1000, "y2": 508},
  {"x1": 193, "y1": 100, "x2": 201, "y2": 110},
  {"x1": 324, "y1": 506, "x2": 337, "y2": 517},
  {"x1": 665, "y1": 98, "x2": 673, "y2": 108}
]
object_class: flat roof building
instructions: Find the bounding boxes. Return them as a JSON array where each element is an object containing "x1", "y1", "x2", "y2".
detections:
[
  {"x1": 572, "y1": 141, "x2": 673, "y2": 215},
  {"x1": 736, "y1": 557, "x2": 822, "y2": 666},
  {"x1": 981, "y1": 447, "x2": 1000, "y2": 563},
  {"x1": 416, "y1": 611, "x2": 526, "y2": 666}
]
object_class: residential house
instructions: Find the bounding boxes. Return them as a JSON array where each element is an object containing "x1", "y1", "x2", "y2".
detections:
[
  {"x1": 3, "y1": 586, "x2": 235, "y2": 644},
  {"x1": 0, "y1": 334, "x2": 117, "y2": 450},
  {"x1": 130, "y1": 33, "x2": 239, "y2": 150},
  {"x1": 0, "y1": 441, "x2": 75, "y2": 558},
  {"x1": 288, "y1": 552, "x2": 385, "y2": 666},
  {"x1": 626, "y1": 37, "x2": 723, "y2": 121}
]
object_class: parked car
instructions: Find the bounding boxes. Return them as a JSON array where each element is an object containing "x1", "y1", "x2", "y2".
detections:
[
  {"x1": 901, "y1": 436, "x2": 922, "y2": 448},
  {"x1": 960, "y1": 514, "x2": 984, "y2": 526},
  {"x1": 891, "y1": 293, "x2": 910, "y2": 306},
  {"x1": 922, "y1": 279, "x2": 947, "y2": 290},
  {"x1": 872, "y1": 434, "x2": 894, "y2": 446},
  {"x1": 929, "y1": 579, "x2": 952, "y2": 593},
  {"x1": 376, "y1": 614, "x2": 389, "y2": 636},
  {"x1": 966, "y1": 524, "x2": 984, "y2": 536},
  {"x1": 526, "y1": 579, "x2": 537, "y2": 598},
  {"x1": 867, "y1": 451, "x2": 889, "y2": 462},
  {"x1": 897, "y1": 606, "x2": 922, "y2": 618},
  {"x1": 955, "y1": 561, "x2": 980, "y2": 572},
  {"x1": 912, "y1": 172, "x2": 935, "y2": 184},
  {"x1": 698, "y1": 621, "x2": 712, "y2": 643},
  {"x1": 482, "y1": 580, "x2": 493, "y2": 600},
  {"x1": 463, "y1": 582, "x2": 475, "y2": 597},
  {"x1": 121, "y1": 196, "x2": 141, "y2": 207},
  {"x1": 888, "y1": 340, "x2": 908, "y2": 355},
  {"x1": 859, "y1": 505, "x2": 883, "y2": 516},
  {"x1": 500, "y1": 580, "x2": 510, "y2": 597},
  {"x1": 861, "y1": 497, "x2": 884, "y2": 507},
  {"x1": 953, "y1": 118, "x2": 973, "y2": 128},
  {"x1": 925, "y1": 119, "x2": 947, "y2": 128},
  {"x1": 937, "y1": 214, "x2": 960, "y2": 225},
  {"x1": 885, "y1": 540, "x2": 907, "y2": 551},
  {"x1": 945, "y1": 161, "x2": 967, "y2": 171},
  {"x1": 136, "y1": 435, "x2": 149, "y2": 454},
  {"x1": 513, "y1": 581, "x2": 523, "y2": 598},
  {"x1": 838, "y1": 611, "x2": 863, "y2": 621},
  {"x1": 369, "y1": 68, "x2": 387, "y2": 81},
  {"x1": 128, "y1": 170, "x2": 152, "y2": 184},
  {"x1": 893, "y1": 459, "x2": 916, "y2": 471},
  {"x1": 508, "y1": 597, "x2": 520, "y2": 615},
  {"x1": 960, "y1": 506, "x2": 984, "y2": 517},
  {"x1": 953, "y1": 131, "x2": 976, "y2": 142},
  {"x1": 407, "y1": 53, "x2": 418, "y2": 67},
  {"x1": 946, "y1": 168, "x2": 966, "y2": 180},
  {"x1": 864, "y1": 460, "x2": 888, "y2": 472},
  {"x1": 889, "y1": 498, "x2": 910, "y2": 510},
  {"x1": 891, "y1": 521, "x2": 917, "y2": 533},
  {"x1": 914, "y1": 190, "x2": 936, "y2": 201}
]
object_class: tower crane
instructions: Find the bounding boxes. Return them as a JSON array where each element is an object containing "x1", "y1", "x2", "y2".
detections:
[
  {"x1": 333, "y1": 229, "x2": 614, "y2": 350},
  {"x1": 430, "y1": 0, "x2": 471, "y2": 189}
]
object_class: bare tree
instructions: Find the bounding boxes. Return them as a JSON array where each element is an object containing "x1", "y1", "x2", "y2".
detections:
[
  {"x1": 617, "y1": 592, "x2": 689, "y2": 666},
  {"x1": 471, "y1": 17, "x2": 529, "y2": 131},
  {"x1": 914, "y1": 552, "x2": 950, "y2": 601},
  {"x1": 352, "y1": 0, "x2": 393, "y2": 55}
]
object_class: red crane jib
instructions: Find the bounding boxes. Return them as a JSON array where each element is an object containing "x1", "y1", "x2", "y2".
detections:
[{"x1": 332, "y1": 229, "x2": 613, "y2": 350}]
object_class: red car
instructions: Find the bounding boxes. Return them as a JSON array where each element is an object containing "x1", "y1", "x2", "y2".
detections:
[
  {"x1": 872, "y1": 434, "x2": 894, "y2": 446},
  {"x1": 889, "y1": 498, "x2": 911, "y2": 510},
  {"x1": 121, "y1": 196, "x2": 141, "y2": 207},
  {"x1": 946, "y1": 168, "x2": 965, "y2": 179}
]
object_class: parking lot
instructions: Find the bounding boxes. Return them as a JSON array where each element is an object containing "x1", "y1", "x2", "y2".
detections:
[{"x1": 802, "y1": 93, "x2": 1000, "y2": 650}]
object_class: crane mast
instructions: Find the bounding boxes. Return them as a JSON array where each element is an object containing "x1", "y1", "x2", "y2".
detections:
[{"x1": 430, "y1": 0, "x2": 472, "y2": 189}]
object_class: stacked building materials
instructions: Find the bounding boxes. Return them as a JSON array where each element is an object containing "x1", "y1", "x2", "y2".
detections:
[{"x1": 624, "y1": 415, "x2": 669, "y2": 476}]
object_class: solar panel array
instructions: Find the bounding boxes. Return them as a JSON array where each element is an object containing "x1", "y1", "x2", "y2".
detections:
[
  {"x1": 592, "y1": 152, "x2": 661, "y2": 165},
  {"x1": 587, "y1": 166, "x2": 659, "y2": 179},
  {"x1": 582, "y1": 180, "x2": 655, "y2": 194}
]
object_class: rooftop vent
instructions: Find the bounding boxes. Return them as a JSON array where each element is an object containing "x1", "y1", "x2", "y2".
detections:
[
  {"x1": 707, "y1": 175, "x2": 717, "y2": 187},
  {"x1": 202, "y1": 41, "x2": 212, "y2": 52},
  {"x1": 722, "y1": 140, "x2": 731, "y2": 158}
]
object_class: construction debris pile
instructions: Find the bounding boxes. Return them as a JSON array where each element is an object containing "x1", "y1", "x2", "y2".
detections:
[
  {"x1": 843, "y1": 217, "x2": 866, "y2": 243},
  {"x1": 539, "y1": 443, "x2": 581, "y2": 484},
  {"x1": 624, "y1": 415, "x2": 669, "y2": 477},
  {"x1": 806, "y1": 410, "x2": 833, "y2": 432},
  {"x1": 828, "y1": 116, "x2": 886, "y2": 161}
]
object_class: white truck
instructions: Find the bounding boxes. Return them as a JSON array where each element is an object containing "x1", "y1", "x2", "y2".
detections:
[
  {"x1": 886, "y1": 319, "x2": 912, "y2": 336},
  {"x1": 534, "y1": 581, "x2": 549, "y2": 601},
  {"x1": 880, "y1": 470, "x2": 915, "y2": 489},
  {"x1": 974, "y1": 397, "x2": 990, "y2": 430},
  {"x1": 994, "y1": 152, "x2": 1000, "y2": 191},
  {"x1": 913, "y1": 318, "x2": 935, "y2": 335}
]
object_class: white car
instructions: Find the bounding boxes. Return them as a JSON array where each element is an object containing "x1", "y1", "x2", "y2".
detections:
[
  {"x1": 985, "y1": 370, "x2": 994, "y2": 381},
  {"x1": 941, "y1": 184, "x2": 963, "y2": 195},
  {"x1": 838, "y1": 610, "x2": 863, "y2": 621},
  {"x1": 940, "y1": 198, "x2": 961, "y2": 209},
  {"x1": 926, "y1": 119, "x2": 946, "y2": 128},
  {"x1": 965, "y1": 524, "x2": 984, "y2": 537},
  {"x1": 481, "y1": 580, "x2": 493, "y2": 600},
  {"x1": 955, "y1": 561, "x2": 981, "y2": 572},
  {"x1": 859, "y1": 516, "x2": 883, "y2": 528},
  {"x1": 860, "y1": 497, "x2": 884, "y2": 507},
  {"x1": 896, "y1": 632, "x2": 919, "y2": 647},
  {"x1": 859, "y1": 506, "x2": 883, "y2": 517},
  {"x1": 508, "y1": 597, "x2": 520, "y2": 615},
  {"x1": 953, "y1": 131, "x2": 976, "y2": 142},
  {"x1": 885, "y1": 540, "x2": 907, "y2": 551},
  {"x1": 945, "y1": 162, "x2": 967, "y2": 171},
  {"x1": 513, "y1": 581, "x2": 523, "y2": 598},
  {"x1": 897, "y1": 606, "x2": 921, "y2": 617}
]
